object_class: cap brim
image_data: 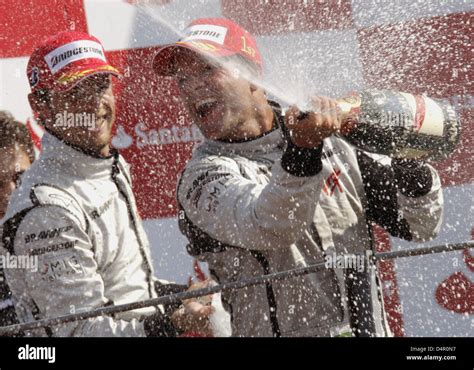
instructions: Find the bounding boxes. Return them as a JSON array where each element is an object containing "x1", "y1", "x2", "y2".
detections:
[
  {"x1": 53, "y1": 64, "x2": 122, "y2": 92},
  {"x1": 152, "y1": 41, "x2": 235, "y2": 77}
]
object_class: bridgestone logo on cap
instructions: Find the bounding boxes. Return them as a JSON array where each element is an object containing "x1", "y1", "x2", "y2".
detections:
[
  {"x1": 45, "y1": 40, "x2": 106, "y2": 74},
  {"x1": 183, "y1": 24, "x2": 228, "y2": 45}
]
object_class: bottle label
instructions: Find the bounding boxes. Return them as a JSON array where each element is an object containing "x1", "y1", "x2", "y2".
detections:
[
  {"x1": 418, "y1": 96, "x2": 444, "y2": 137},
  {"x1": 398, "y1": 93, "x2": 444, "y2": 137},
  {"x1": 337, "y1": 89, "x2": 460, "y2": 161}
]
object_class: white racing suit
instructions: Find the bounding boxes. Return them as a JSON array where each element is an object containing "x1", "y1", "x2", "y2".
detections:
[
  {"x1": 177, "y1": 109, "x2": 443, "y2": 337},
  {"x1": 0, "y1": 228, "x2": 20, "y2": 335},
  {"x1": 1, "y1": 132, "x2": 183, "y2": 337}
]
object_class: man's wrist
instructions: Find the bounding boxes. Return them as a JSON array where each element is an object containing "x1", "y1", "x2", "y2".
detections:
[
  {"x1": 280, "y1": 124, "x2": 323, "y2": 177},
  {"x1": 154, "y1": 282, "x2": 187, "y2": 316}
]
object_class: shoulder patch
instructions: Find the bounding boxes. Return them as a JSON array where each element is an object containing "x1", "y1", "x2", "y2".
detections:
[{"x1": 30, "y1": 184, "x2": 87, "y2": 230}]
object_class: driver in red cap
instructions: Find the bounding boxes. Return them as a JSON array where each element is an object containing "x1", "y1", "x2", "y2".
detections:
[
  {"x1": 1, "y1": 31, "x2": 213, "y2": 337},
  {"x1": 153, "y1": 18, "x2": 443, "y2": 337}
]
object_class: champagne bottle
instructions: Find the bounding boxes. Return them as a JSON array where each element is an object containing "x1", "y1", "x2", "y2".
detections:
[{"x1": 299, "y1": 90, "x2": 461, "y2": 161}]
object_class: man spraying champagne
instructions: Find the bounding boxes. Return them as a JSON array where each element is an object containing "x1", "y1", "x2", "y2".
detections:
[{"x1": 152, "y1": 18, "x2": 447, "y2": 337}]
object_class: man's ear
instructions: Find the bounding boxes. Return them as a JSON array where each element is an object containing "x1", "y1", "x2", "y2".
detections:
[
  {"x1": 250, "y1": 83, "x2": 265, "y2": 96},
  {"x1": 250, "y1": 84, "x2": 267, "y2": 101}
]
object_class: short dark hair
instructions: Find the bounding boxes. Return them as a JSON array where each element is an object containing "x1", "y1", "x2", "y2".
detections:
[
  {"x1": 29, "y1": 89, "x2": 51, "y2": 128},
  {"x1": 31, "y1": 89, "x2": 51, "y2": 105},
  {"x1": 0, "y1": 111, "x2": 35, "y2": 163}
]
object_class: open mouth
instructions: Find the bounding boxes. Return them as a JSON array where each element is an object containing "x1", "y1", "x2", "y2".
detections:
[
  {"x1": 195, "y1": 98, "x2": 219, "y2": 119},
  {"x1": 91, "y1": 110, "x2": 111, "y2": 132}
]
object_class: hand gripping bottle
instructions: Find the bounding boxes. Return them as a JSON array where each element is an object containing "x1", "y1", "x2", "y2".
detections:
[{"x1": 298, "y1": 90, "x2": 460, "y2": 161}]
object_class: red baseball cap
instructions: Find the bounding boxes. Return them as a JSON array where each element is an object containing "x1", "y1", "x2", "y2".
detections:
[
  {"x1": 27, "y1": 31, "x2": 121, "y2": 93},
  {"x1": 152, "y1": 18, "x2": 263, "y2": 77}
]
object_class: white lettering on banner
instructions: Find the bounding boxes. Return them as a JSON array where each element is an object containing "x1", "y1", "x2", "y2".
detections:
[
  {"x1": 183, "y1": 24, "x2": 228, "y2": 45},
  {"x1": 134, "y1": 122, "x2": 204, "y2": 148},
  {"x1": 44, "y1": 40, "x2": 106, "y2": 74}
]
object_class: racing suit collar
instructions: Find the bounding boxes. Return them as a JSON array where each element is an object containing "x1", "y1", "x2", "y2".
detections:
[
  {"x1": 41, "y1": 132, "x2": 116, "y2": 179},
  {"x1": 201, "y1": 105, "x2": 285, "y2": 157},
  {"x1": 202, "y1": 126, "x2": 283, "y2": 158}
]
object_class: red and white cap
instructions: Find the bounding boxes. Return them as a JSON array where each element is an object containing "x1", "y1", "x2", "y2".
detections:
[
  {"x1": 27, "y1": 31, "x2": 121, "y2": 93},
  {"x1": 153, "y1": 18, "x2": 263, "y2": 77}
]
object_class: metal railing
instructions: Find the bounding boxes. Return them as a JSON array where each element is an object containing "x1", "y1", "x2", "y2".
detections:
[{"x1": 0, "y1": 241, "x2": 472, "y2": 336}]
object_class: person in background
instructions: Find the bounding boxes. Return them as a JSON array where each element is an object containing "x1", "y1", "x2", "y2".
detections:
[
  {"x1": 153, "y1": 18, "x2": 443, "y2": 337},
  {"x1": 1, "y1": 31, "x2": 213, "y2": 337},
  {"x1": 0, "y1": 111, "x2": 35, "y2": 332}
]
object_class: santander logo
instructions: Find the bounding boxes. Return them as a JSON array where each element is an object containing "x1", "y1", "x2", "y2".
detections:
[
  {"x1": 111, "y1": 123, "x2": 204, "y2": 150},
  {"x1": 111, "y1": 125, "x2": 134, "y2": 149}
]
